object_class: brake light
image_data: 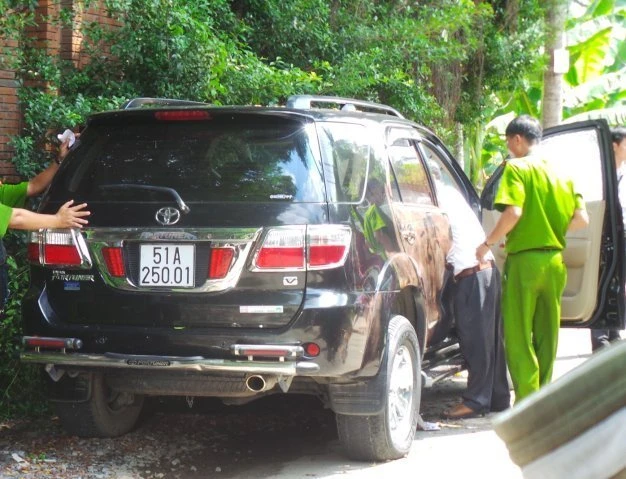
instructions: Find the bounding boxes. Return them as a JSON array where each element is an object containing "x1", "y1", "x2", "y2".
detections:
[
  {"x1": 27, "y1": 242, "x2": 40, "y2": 263},
  {"x1": 308, "y1": 226, "x2": 352, "y2": 268},
  {"x1": 254, "y1": 226, "x2": 351, "y2": 271},
  {"x1": 255, "y1": 228, "x2": 305, "y2": 269},
  {"x1": 102, "y1": 247, "x2": 125, "y2": 277},
  {"x1": 28, "y1": 230, "x2": 82, "y2": 266},
  {"x1": 209, "y1": 247, "x2": 235, "y2": 279},
  {"x1": 154, "y1": 110, "x2": 210, "y2": 121},
  {"x1": 45, "y1": 245, "x2": 81, "y2": 265},
  {"x1": 28, "y1": 230, "x2": 83, "y2": 266}
]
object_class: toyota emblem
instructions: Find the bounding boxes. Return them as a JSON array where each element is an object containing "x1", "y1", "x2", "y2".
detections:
[{"x1": 155, "y1": 207, "x2": 181, "y2": 226}]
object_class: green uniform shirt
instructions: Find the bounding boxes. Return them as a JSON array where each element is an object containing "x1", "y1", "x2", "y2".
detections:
[
  {"x1": 494, "y1": 155, "x2": 584, "y2": 254},
  {"x1": 0, "y1": 182, "x2": 28, "y2": 238},
  {"x1": 363, "y1": 204, "x2": 389, "y2": 257}
]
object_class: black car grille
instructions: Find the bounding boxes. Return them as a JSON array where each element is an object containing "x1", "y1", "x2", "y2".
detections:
[{"x1": 125, "y1": 242, "x2": 212, "y2": 287}]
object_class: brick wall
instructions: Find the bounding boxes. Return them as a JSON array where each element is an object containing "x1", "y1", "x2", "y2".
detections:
[
  {"x1": 60, "y1": 0, "x2": 122, "y2": 69},
  {"x1": 0, "y1": 34, "x2": 21, "y2": 181},
  {"x1": 0, "y1": 0, "x2": 121, "y2": 180}
]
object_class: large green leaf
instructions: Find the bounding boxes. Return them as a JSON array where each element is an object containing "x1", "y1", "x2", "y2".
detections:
[
  {"x1": 568, "y1": 27, "x2": 612, "y2": 84},
  {"x1": 606, "y1": 22, "x2": 626, "y2": 73},
  {"x1": 591, "y1": 0, "x2": 616, "y2": 17},
  {"x1": 567, "y1": 16, "x2": 614, "y2": 45},
  {"x1": 564, "y1": 67, "x2": 626, "y2": 107},
  {"x1": 563, "y1": 105, "x2": 626, "y2": 125}
]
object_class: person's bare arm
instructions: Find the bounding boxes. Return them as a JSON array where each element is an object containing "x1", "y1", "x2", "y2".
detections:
[
  {"x1": 8, "y1": 200, "x2": 90, "y2": 230},
  {"x1": 26, "y1": 138, "x2": 71, "y2": 197},
  {"x1": 476, "y1": 205, "x2": 522, "y2": 261},
  {"x1": 568, "y1": 208, "x2": 589, "y2": 232}
]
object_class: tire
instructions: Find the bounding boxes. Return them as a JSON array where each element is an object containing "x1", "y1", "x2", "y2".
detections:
[
  {"x1": 54, "y1": 372, "x2": 144, "y2": 438},
  {"x1": 336, "y1": 315, "x2": 421, "y2": 461}
]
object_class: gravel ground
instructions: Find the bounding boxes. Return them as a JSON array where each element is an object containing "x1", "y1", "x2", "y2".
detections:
[
  {"x1": 0, "y1": 374, "x2": 473, "y2": 479},
  {"x1": 0, "y1": 395, "x2": 340, "y2": 479},
  {"x1": 1, "y1": 330, "x2": 594, "y2": 479}
]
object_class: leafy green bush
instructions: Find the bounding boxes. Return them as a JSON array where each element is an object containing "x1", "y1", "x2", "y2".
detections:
[
  {"x1": 0, "y1": 0, "x2": 547, "y2": 418},
  {"x1": 0, "y1": 232, "x2": 50, "y2": 419}
]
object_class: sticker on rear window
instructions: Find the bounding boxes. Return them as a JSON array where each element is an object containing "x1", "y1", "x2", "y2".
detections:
[{"x1": 240, "y1": 305, "x2": 284, "y2": 314}]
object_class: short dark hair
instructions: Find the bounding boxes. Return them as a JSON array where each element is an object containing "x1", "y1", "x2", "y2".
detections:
[
  {"x1": 611, "y1": 126, "x2": 626, "y2": 144},
  {"x1": 505, "y1": 115, "x2": 542, "y2": 143}
]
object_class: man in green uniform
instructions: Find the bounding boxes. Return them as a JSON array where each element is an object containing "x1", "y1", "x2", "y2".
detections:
[
  {"x1": 0, "y1": 138, "x2": 90, "y2": 310},
  {"x1": 476, "y1": 115, "x2": 589, "y2": 402}
]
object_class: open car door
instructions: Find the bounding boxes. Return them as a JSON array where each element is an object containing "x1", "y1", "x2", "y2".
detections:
[{"x1": 481, "y1": 119, "x2": 625, "y2": 330}]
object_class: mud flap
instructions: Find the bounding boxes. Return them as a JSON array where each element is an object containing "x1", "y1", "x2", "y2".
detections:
[
  {"x1": 46, "y1": 372, "x2": 93, "y2": 403},
  {"x1": 328, "y1": 374, "x2": 387, "y2": 415}
]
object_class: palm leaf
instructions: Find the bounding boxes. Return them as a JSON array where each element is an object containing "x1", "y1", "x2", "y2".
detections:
[
  {"x1": 564, "y1": 67, "x2": 626, "y2": 107},
  {"x1": 563, "y1": 105, "x2": 626, "y2": 125}
]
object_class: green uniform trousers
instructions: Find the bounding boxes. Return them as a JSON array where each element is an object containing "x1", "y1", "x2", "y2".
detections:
[{"x1": 502, "y1": 250, "x2": 566, "y2": 402}]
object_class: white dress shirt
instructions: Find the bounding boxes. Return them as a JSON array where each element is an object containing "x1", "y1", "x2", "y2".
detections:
[{"x1": 436, "y1": 181, "x2": 494, "y2": 276}]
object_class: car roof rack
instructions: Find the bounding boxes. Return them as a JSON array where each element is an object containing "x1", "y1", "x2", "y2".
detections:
[
  {"x1": 286, "y1": 95, "x2": 404, "y2": 118},
  {"x1": 121, "y1": 97, "x2": 209, "y2": 110}
]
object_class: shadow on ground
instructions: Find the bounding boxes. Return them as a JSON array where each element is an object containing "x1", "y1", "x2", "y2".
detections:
[{"x1": 1, "y1": 374, "x2": 495, "y2": 479}]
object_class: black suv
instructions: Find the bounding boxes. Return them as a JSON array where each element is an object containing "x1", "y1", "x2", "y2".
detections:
[{"x1": 20, "y1": 96, "x2": 624, "y2": 461}]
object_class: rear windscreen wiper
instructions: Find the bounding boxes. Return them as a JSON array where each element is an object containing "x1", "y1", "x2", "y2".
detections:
[{"x1": 98, "y1": 184, "x2": 191, "y2": 214}]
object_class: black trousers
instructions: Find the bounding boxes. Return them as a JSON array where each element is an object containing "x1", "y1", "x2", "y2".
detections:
[
  {"x1": 590, "y1": 328, "x2": 621, "y2": 351},
  {"x1": 451, "y1": 266, "x2": 510, "y2": 412}
]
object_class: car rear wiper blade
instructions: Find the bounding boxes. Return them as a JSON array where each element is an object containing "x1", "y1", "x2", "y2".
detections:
[{"x1": 98, "y1": 184, "x2": 191, "y2": 214}]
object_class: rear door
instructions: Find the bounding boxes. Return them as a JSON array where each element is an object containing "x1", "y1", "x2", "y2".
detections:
[
  {"x1": 481, "y1": 119, "x2": 624, "y2": 329},
  {"x1": 38, "y1": 111, "x2": 328, "y2": 330}
]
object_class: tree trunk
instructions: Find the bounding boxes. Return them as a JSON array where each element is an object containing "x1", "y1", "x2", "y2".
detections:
[{"x1": 542, "y1": 0, "x2": 568, "y2": 128}]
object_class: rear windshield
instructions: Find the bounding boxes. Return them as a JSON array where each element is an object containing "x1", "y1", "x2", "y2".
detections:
[{"x1": 51, "y1": 113, "x2": 325, "y2": 203}]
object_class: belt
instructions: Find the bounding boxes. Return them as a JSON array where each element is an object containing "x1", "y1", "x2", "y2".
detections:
[
  {"x1": 509, "y1": 247, "x2": 561, "y2": 255},
  {"x1": 455, "y1": 260, "x2": 494, "y2": 281}
]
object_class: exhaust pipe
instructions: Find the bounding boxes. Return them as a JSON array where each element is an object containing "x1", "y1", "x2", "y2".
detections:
[{"x1": 245, "y1": 375, "x2": 277, "y2": 392}]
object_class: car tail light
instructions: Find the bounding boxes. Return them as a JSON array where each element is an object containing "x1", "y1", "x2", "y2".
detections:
[
  {"x1": 154, "y1": 110, "x2": 210, "y2": 121},
  {"x1": 23, "y1": 336, "x2": 82, "y2": 350},
  {"x1": 28, "y1": 230, "x2": 82, "y2": 266},
  {"x1": 209, "y1": 247, "x2": 235, "y2": 279},
  {"x1": 27, "y1": 242, "x2": 40, "y2": 263},
  {"x1": 255, "y1": 228, "x2": 305, "y2": 269},
  {"x1": 102, "y1": 247, "x2": 125, "y2": 277},
  {"x1": 303, "y1": 342, "x2": 321, "y2": 357},
  {"x1": 253, "y1": 226, "x2": 351, "y2": 271},
  {"x1": 307, "y1": 226, "x2": 352, "y2": 269}
]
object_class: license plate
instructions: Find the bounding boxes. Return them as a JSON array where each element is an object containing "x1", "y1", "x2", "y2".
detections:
[{"x1": 139, "y1": 244, "x2": 195, "y2": 287}]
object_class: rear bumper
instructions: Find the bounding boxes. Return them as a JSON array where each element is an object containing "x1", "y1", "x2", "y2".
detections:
[{"x1": 20, "y1": 351, "x2": 320, "y2": 375}]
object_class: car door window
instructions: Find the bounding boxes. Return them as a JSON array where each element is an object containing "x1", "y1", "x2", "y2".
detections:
[
  {"x1": 387, "y1": 135, "x2": 434, "y2": 205},
  {"x1": 418, "y1": 142, "x2": 466, "y2": 204},
  {"x1": 540, "y1": 129, "x2": 603, "y2": 202}
]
